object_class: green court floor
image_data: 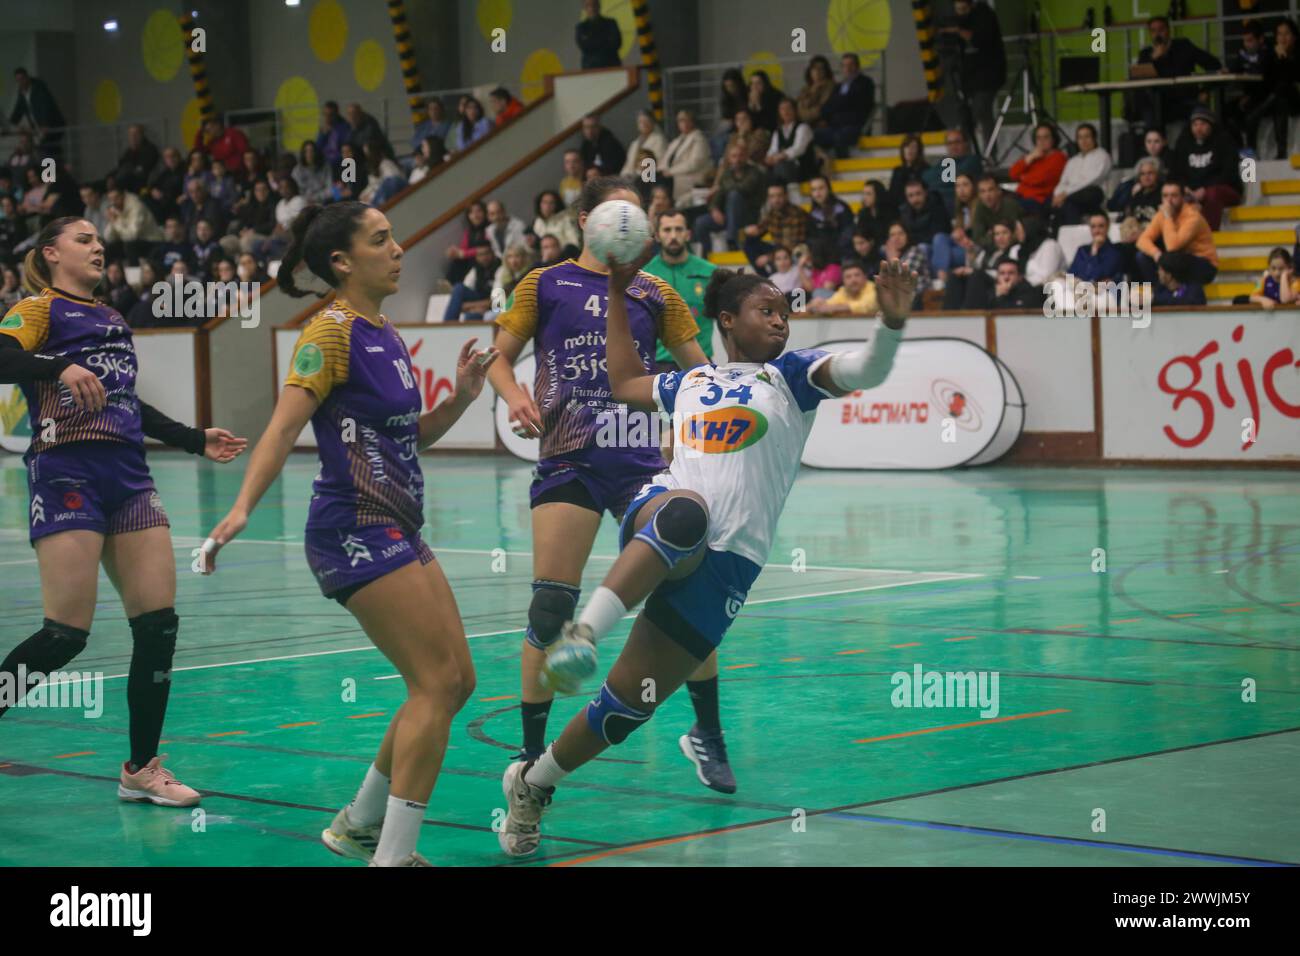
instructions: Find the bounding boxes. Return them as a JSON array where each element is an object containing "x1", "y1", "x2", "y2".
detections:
[{"x1": 1, "y1": 453, "x2": 1297, "y2": 866}]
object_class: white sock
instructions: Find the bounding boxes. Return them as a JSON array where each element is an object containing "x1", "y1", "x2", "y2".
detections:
[
  {"x1": 577, "y1": 586, "x2": 627, "y2": 642},
  {"x1": 347, "y1": 763, "x2": 390, "y2": 826},
  {"x1": 523, "y1": 746, "x2": 569, "y2": 790},
  {"x1": 372, "y1": 794, "x2": 426, "y2": 866}
]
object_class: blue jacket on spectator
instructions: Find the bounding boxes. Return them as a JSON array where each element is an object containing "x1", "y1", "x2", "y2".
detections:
[
  {"x1": 1069, "y1": 240, "x2": 1125, "y2": 284},
  {"x1": 316, "y1": 117, "x2": 350, "y2": 171}
]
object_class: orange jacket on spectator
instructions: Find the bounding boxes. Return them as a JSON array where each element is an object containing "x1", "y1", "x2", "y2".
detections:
[
  {"x1": 194, "y1": 124, "x2": 250, "y2": 172},
  {"x1": 496, "y1": 98, "x2": 523, "y2": 126},
  {"x1": 1136, "y1": 204, "x2": 1218, "y2": 267},
  {"x1": 1008, "y1": 149, "x2": 1066, "y2": 205}
]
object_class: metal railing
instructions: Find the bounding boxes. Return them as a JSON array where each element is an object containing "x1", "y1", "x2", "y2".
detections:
[
  {"x1": 0, "y1": 118, "x2": 172, "y2": 185},
  {"x1": 664, "y1": 51, "x2": 889, "y2": 137}
]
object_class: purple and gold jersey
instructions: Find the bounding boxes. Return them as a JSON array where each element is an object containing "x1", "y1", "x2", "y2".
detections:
[
  {"x1": 283, "y1": 300, "x2": 424, "y2": 534},
  {"x1": 0, "y1": 288, "x2": 142, "y2": 454},
  {"x1": 495, "y1": 259, "x2": 698, "y2": 461}
]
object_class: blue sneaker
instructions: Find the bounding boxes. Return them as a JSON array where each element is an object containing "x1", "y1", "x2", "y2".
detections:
[{"x1": 679, "y1": 724, "x2": 737, "y2": 794}]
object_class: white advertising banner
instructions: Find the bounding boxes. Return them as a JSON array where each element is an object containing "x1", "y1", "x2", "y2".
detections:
[
  {"x1": 1101, "y1": 313, "x2": 1300, "y2": 461},
  {"x1": 274, "y1": 325, "x2": 498, "y2": 449},
  {"x1": 803, "y1": 338, "x2": 1023, "y2": 469}
]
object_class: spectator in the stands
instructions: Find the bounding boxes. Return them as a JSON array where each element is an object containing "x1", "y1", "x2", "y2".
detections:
[
  {"x1": 443, "y1": 244, "x2": 498, "y2": 322},
  {"x1": 806, "y1": 174, "x2": 855, "y2": 256},
  {"x1": 746, "y1": 71, "x2": 783, "y2": 133},
  {"x1": 490, "y1": 87, "x2": 524, "y2": 127},
  {"x1": 1133, "y1": 15, "x2": 1222, "y2": 134},
  {"x1": 1170, "y1": 105, "x2": 1241, "y2": 230},
  {"x1": 1017, "y1": 216, "x2": 1065, "y2": 288},
  {"x1": 236, "y1": 148, "x2": 266, "y2": 190},
  {"x1": 237, "y1": 252, "x2": 267, "y2": 285},
  {"x1": 111, "y1": 123, "x2": 159, "y2": 194},
  {"x1": 449, "y1": 97, "x2": 492, "y2": 153},
  {"x1": 316, "y1": 101, "x2": 350, "y2": 170},
  {"x1": 1154, "y1": 262, "x2": 1208, "y2": 306},
  {"x1": 662, "y1": 109, "x2": 713, "y2": 205},
  {"x1": 855, "y1": 180, "x2": 892, "y2": 246},
  {"x1": 207, "y1": 159, "x2": 240, "y2": 211},
  {"x1": 190, "y1": 219, "x2": 222, "y2": 280},
  {"x1": 291, "y1": 141, "x2": 331, "y2": 203},
  {"x1": 932, "y1": 173, "x2": 978, "y2": 290},
  {"x1": 102, "y1": 184, "x2": 162, "y2": 264},
  {"x1": 485, "y1": 199, "x2": 528, "y2": 260},
  {"x1": 971, "y1": 173, "x2": 1022, "y2": 250},
  {"x1": 882, "y1": 221, "x2": 931, "y2": 304},
  {"x1": 742, "y1": 181, "x2": 811, "y2": 272},
  {"x1": 486, "y1": 243, "x2": 535, "y2": 322},
  {"x1": 0, "y1": 263, "x2": 24, "y2": 310},
  {"x1": 1070, "y1": 211, "x2": 1126, "y2": 285},
  {"x1": 445, "y1": 200, "x2": 490, "y2": 285},
  {"x1": 531, "y1": 189, "x2": 581, "y2": 256},
  {"x1": 1136, "y1": 176, "x2": 1219, "y2": 288},
  {"x1": 345, "y1": 102, "x2": 390, "y2": 158},
  {"x1": 817, "y1": 52, "x2": 875, "y2": 158},
  {"x1": 992, "y1": 258, "x2": 1045, "y2": 308},
  {"x1": 575, "y1": 0, "x2": 622, "y2": 70},
  {"x1": 899, "y1": 178, "x2": 950, "y2": 258},
  {"x1": 331, "y1": 143, "x2": 368, "y2": 201},
  {"x1": 1240, "y1": 247, "x2": 1299, "y2": 308},
  {"x1": 251, "y1": 176, "x2": 304, "y2": 261},
  {"x1": 408, "y1": 137, "x2": 445, "y2": 186},
  {"x1": 797, "y1": 56, "x2": 835, "y2": 128},
  {"x1": 721, "y1": 108, "x2": 768, "y2": 166},
  {"x1": 800, "y1": 237, "x2": 842, "y2": 300},
  {"x1": 1111, "y1": 156, "x2": 1163, "y2": 227},
  {"x1": 579, "y1": 114, "x2": 626, "y2": 174},
  {"x1": 0, "y1": 194, "x2": 29, "y2": 252},
  {"x1": 850, "y1": 230, "x2": 884, "y2": 279},
  {"x1": 194, "y1": 117, "x2": 250, "y2": 173},
  {"x1": 887, "y1": 134, "x2": 929, "y2": 211},
  {"x1": 180, "y1": 177, "x2": 227, "y2": 240},
  {"x1": 763, "y1": 97, "x2": 815, "y2": 185},
  {"x1": 922, "y1": 128, "x2": 983, "y2": 214},
  {"x1": 360, "y1": 141, "x2": 407, "y2": 205},
  {"x1": 943, "y1": 219, "x2": 1017, "y2": 309},
  {"x1": 620, "y1": 109, "x2": 668, "y2": 180},
  {"x1": 556, "y1": 149, "x2": 586, "y2": 210},
  {"x1": 768, "y1": 245, "x2": 802, "y2": 296},
  {"x1": 9, "y1": 68, "x2": 66, "y2": 159},
  {"x1": 535, "y1": 233, "x2": 565, "y2": 270},
  {"x1": 183, "y1": 149, "x2": 211, "y2": 193},
  {"x1": 1225, "y1": 21, "x2": 1274, "y2": 149},
  {"x1": 156, "y1": 218, "x2": 194, "y2": 274},
  {"x1": 694, "y1": 142, "x2": 765, "y2": 251},
  {"x1": 1109, "y1": 131, "x2": 1167, "y2": 212},
  {"x1": 145, "y1": 146, "x2": 185, "y2": 223},
  {"x1": 647, "y1": 183, "x2": 673, "y2": 234},
  {"x1": 810, "y1": 258, "x2": 878, "y2": 314},
  {"x1": 1050, "y1": 123, "x2": 1111, "y2": 227},
  {"x1": 7, "y1": 131, "x2": 36, "y2": 180},
  {"x1": 20, "y1": 166, "x2": 48, "y2": 220},
  {"x1": 78, "y1": 181, "x2": 109, "y2": 238},
  {"x1": 227, "y1": 177, "x2": 277, "y2": 256},
  {"x1": 1241, "y1": 18, "x2": 1300, "y2": 161},
  {"x1": 126, "y1": 261, "x2": 164, "y2": 328},
  {"x1": 711, "y1": 68, "x2": 748, "y2": 161},
  {"x1": 944, "y1": 0, "x2": 1007, "y2": 152},
  {"x1": 412, "y1": 98, "x2": 452, "y2": 152},
  {"x1": 1008, "y1": 123, "x2": 1066, "y2": 216}
]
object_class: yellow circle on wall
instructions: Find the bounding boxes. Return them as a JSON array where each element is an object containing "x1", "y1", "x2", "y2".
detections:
[
  {"x1": 180, "y1": 97, "x2": 205, "y2": 151},
  {"x1": 309, "y1": 0, "x2": 348, "y2": 64},
  {"x1": 520, "y1": 48, "x2": 564, "y2": 104},
  {"x1": 743, "y1": 52, "x2": 784, "y2": 92},
  {"x1": 827, "y1": 0, "x2": 891, "y2": 67},
  {"x1": 142, "y1": 9, "x2": 185, "y2": 83},
  {"x1": 354, "y1": 39, "x2": 386, "y2": 91},
  {"x1": 94, "y1": 80, "x2": 123, "y2": 124},
  {"x1": 477, "y1": 0, "x2": 512, "y2": 41},
  {"x1": 604, "y1": 0, "x2": 636, "y2": 61},
  {"x1": 276, "y1": 76, "x2": 320, "y2": 152}
]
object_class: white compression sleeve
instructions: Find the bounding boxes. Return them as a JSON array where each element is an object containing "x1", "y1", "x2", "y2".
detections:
[{"x1": 827, "y1": 319, "x2": 905, "y2": 392}]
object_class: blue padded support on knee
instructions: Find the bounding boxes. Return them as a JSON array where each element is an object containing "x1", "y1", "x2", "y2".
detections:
[
  {"x1": 632, "y1": 496, "x2": 707, "y2": 570},
  {"x1": 584, "y1": 681, "x2": 651, "y2": 745},
  {"x1": 526, "y1": 580, "x2": 581, "y2": 650}
]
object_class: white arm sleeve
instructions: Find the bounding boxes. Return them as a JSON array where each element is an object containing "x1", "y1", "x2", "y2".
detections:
[{"x1": 827, "y1": 319, "x2": 905, "y2": 392}]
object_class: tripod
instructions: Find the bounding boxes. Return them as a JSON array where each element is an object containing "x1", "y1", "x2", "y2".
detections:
[{"x1": 984, "y1": 37, "x2": 1070, "y2": 166}]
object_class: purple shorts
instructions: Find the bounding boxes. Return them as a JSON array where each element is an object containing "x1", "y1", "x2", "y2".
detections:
[
  {"x1": 529, "y1": 446, "x2": 665, "y2": 521},
  {"x1": 26, "y1": 441, "x2": 169, "y2": 544},
  {"x1": 304, "y1": 524, "x2": 435, "y2": 602}
]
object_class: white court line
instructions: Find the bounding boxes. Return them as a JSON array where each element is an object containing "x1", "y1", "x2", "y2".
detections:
[{"x1": 36, "y1": 571, "x2": 979, "y2": 689}]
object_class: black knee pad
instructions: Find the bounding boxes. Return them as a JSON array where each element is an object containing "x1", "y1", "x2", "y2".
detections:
[
  {"x1": 652, "y1": 496, "x2": 708, "y2": 551},
  {"x1": 526, "y1": 581, "x2": 580, "y2": 650},
  {"x1": 128, "y1": 608, "x2": 179, "y2": 680},
  {"x1": 9, "y1": 619, "x2": 89, "y2": 674}
]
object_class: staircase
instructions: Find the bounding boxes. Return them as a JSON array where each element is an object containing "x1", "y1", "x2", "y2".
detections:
[{"x1": 1206, "y1": 157, "x2": 1299, "y2": 305}]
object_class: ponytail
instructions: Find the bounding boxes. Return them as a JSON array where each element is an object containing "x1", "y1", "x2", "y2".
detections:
[
  {"x1": 21, "y1": 216, "x2": 85, "y2": 295},
  {"x1": 276, "y1": 201, "x2": 370, "y2": 299}
]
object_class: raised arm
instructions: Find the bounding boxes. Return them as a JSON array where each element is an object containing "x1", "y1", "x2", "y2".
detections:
[
  {"x1": 417, "y1": 336, "x2": 498, "y2": 449},
  {"x1": 604, "y1": 251, "x2": 659, "y2": 411},
  {"x1": 812, "y1": 258, "x2": 914, "y2": 398}
]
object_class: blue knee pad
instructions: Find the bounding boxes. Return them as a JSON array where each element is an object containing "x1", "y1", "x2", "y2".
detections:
[
  {"x1": 633, "y1": 496, "x2": 707, "y2": 571},
  {"x1": 584, "y1": 682, "x2": 651, "y2": 745},
  {"x1": 526, "y1": 580, "x2": 581, "y2": 650}
]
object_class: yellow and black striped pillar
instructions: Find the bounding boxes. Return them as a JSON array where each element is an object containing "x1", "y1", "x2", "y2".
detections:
[
  {"x1": 631, "y1": 0, "x2": 663, "y2": 123},
  {"x1": 386, "y1": 0, "x2": 425, "y2": 127},
  {"x1": 911, "y1": 1, "x2": 942, "y2": 103},
  {"x1": 180, "y1": 11, "x2": 214, "y2": 122}
]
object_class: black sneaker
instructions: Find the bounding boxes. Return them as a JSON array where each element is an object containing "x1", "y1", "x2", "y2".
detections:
[{"x1": 678, "y1": 723, "x2": 737, "y2": 794}]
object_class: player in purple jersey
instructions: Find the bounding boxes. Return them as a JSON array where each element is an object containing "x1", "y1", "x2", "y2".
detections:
[
  {"x1": 202, "y1": 202, "x2": 498, "y2": 867},
  {"x1": 0, "y1": 217, "x2": 247, "y2": 807},
  {"x1": 484, "y1": 177, "x2": 745, "y2": 796}
]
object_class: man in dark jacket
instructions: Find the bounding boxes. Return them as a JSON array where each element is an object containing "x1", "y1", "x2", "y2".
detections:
[
  {"x1": 1133, "y1": 15, "x2": 1222, "y2": 133},
  {"x1": 946, "y1": 0, "x2": 1007, "y2": 153},
  {"x1": 1170, "y1": 105, "x2": 1241, "y2": 229},
  {"x1": 816, "y1": 53, "x2": 875, "y2": 158},
  {"x1": 112, "y1": 124, "x2": 161, "y2": 194},
  {"x1": 900, "y1": 179, "x2": 951, "y2": 251},
  {"x1": 991, "y1": 258, "x2": 1045, "y2": 308},
  {"x1": 576, "y1": 0, "x2": 621, "y2": 70},
  {"x1": 9, "y1": 68, "x2": 66, "y2": 159},
  {"x1": 578, "y1": 114, "x2": 626, "y2": 174}
]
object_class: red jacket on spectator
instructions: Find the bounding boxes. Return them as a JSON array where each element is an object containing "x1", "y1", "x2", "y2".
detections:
[
  {"x1": 194, "y1": 123, "x2": 251, "y2": 172},
  {"x1": 1009, "y1": 149, "x2": 1066, "y2": 205},
  {"x1": 495, "y1": 98, "x2": 524, "y2": 126}
]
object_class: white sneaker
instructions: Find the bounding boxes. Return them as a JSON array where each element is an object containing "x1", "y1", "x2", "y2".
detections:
[
  {"x1": 321, "y1": 805, "x2": 383, "y2": 863},
  {"x1": 498, "y1": 760, "x2": 552, "y2": 857},
  {"x1": 540, "y1": 622, "x2": 597, "y2": 694}
]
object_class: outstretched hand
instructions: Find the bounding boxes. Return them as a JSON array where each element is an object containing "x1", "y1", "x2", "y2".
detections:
[
  {"x1": 453, "y1": 336, "x2": 500, "y2": 406},
  {"x1": 875, "y1": 259, "x2": 919, "y2": 328}
]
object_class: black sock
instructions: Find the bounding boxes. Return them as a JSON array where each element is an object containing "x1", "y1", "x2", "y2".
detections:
[
  {"x1": 520, "y1": 700, "x2": 553, "y2": 756},
  {"x1": 0, "y1": 620, "x2": 89, "y2": 718},
  {"x1": 127, "y1": 608, "x2": 178, "y2": 770},
  {"x1": 687, "y1": 677, "x2": 722, "y2": 735}
]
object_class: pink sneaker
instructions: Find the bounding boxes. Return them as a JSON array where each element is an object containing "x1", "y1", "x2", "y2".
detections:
[{"x1": 117, "y1": 755, "x2": 201, "y2": 807}]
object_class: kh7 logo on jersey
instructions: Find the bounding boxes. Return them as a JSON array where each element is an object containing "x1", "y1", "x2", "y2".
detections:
[{"x1": 678, "y1": 407, "x2": 768, "y2": 454}]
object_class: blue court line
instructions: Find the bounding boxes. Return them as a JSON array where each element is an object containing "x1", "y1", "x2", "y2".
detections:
[{"x1": 824, "y1": 811, "x2": 1293, "y2": 866}]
